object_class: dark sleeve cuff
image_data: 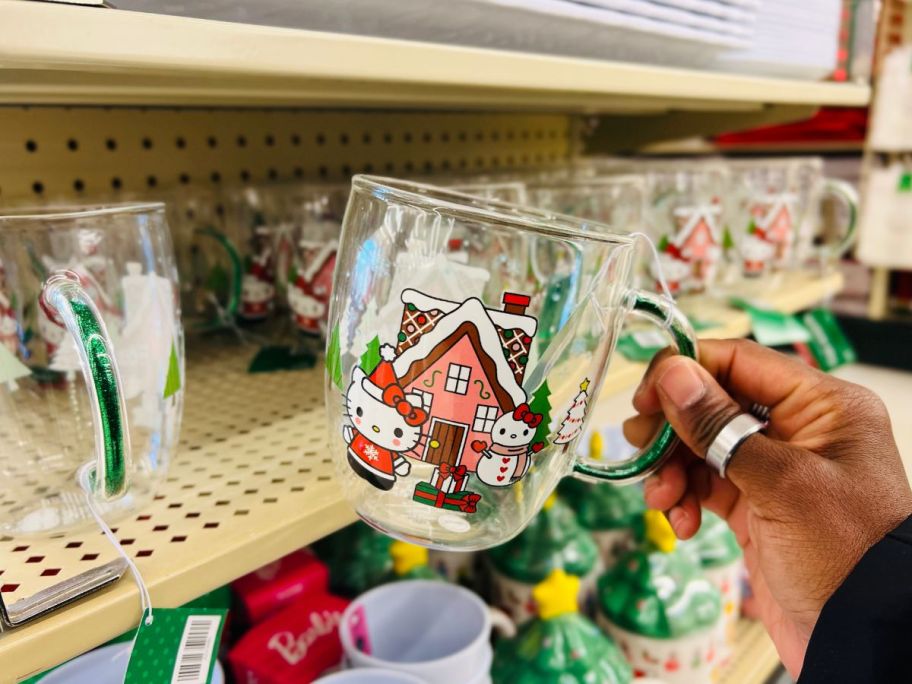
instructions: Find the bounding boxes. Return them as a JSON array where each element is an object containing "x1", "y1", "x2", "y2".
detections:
[{"x1": 799, "y1": 514, "x2": 912, "y2": 683}]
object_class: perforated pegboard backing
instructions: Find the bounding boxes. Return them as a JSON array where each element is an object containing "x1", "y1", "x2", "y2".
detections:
[{"x1": 0, "y1": 107, "x2": 576, "y2": 202}]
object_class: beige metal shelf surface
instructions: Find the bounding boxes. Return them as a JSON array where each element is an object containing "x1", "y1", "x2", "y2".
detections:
[
  {"x1": 719, "y1": 621, "x2": 782, "y2": 684},
  {"x1": 0, "y1": 1, "x2": 869, "y2": 113},
  {"x1": 0, "y1": 345, "x2": 357, "y2": 681}
]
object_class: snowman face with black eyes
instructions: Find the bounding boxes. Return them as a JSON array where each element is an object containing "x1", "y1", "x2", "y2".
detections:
[{"x1": 490, "y1": 411, "x2": 534, "y2": 448}]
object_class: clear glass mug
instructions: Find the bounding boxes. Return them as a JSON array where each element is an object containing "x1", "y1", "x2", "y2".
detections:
[
  {"x1": 324, "y1": 177, "x2": 697, "y2": 550},
  {"x1": 642, "y1": 165, "x2": 729, "y2": 298},
  {"x1": 0, "y1": 203, "x2": 184, "y2": 535},
  {"x1": 727, "y1": 157, "x2": 858, "y2": 279},
  {"x1": 166, "y1": 186, "x2": 244, "y2": 333}
]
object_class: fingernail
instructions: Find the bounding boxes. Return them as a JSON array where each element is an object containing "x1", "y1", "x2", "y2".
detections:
[
  {"x1": 632, "y1": 379, "x2": 647, "y2": 405},
  {"x1": 668, "y1": 506, "x2": 688, "y2": 533},
  {"x1": 657, "y1": 361, "x2": 705, "y2": 410}
]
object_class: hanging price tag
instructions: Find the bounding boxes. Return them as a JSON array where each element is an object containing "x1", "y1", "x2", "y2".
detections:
[
  {"x1": 125, "y1": 608, "x2": 227, "y2": 684},
  {"x1": 799, "y1": 308, "x2": 857, "y2": 371},
  {"x1": 730, "y1": 298, "x2": 811, "y2": 347}
]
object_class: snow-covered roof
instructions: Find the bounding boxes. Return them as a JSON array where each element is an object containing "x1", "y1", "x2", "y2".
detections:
[
  {"x1": 400, "y1": 289, "x2": 537, "y2": 336},
  {"x1": 673, "y1": 205, "x2": 721, "y2": 248},
  {"x1": 299, "y1": 241, "x2": 338, "y2": 282},
  {"x1": 393, "y1": 293, "x2": 530, "y2": 405},
  {"x1": 754, "y1": 194, "x2": 795, "y2": 231}
]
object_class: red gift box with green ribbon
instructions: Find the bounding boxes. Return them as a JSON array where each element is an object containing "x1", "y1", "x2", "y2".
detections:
[{"x1": 413, "y1": 481, "x2": 480, "y2": 513}]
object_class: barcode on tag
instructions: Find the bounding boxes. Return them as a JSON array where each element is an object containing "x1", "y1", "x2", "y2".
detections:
[
  {"x1": 171, "y1": 614, "x2": 221, "y2": 684},
  {"x1": 632, "y1": 330, "x2": 666, "y2": 349}
]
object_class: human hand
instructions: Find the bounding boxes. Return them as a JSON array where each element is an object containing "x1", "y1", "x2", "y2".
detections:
[{"x1": 623, "y1": 339, "x2": 912, "y2": 678}]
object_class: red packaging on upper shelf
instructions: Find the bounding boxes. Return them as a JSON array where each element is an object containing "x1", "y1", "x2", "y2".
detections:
[{"x1": 232, "y1": 549, "x2": 329, "y2": 625}]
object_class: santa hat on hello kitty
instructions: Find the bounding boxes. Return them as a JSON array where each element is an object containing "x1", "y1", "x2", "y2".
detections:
[
  {"x1": 368, "y1": 345, "x2": 428, "y2": 427},
  {"x1": 368, "y1": 344, "x2": 399, "y2": 389}
]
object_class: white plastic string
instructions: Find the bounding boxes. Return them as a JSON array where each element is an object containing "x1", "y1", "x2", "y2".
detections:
[
  {"x1": 630, "y1": 231, "x2": 677, "y2": 328},
  {"x1": 79, "y1": 467, "x2": 154, "y2": 631}
]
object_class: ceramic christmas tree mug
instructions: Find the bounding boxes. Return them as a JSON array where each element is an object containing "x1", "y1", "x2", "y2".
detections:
[
  {"x1": 325, "y1": 177, "x2": 698, "y2": 550},
  {"x1": 0, "y1": 203, "x2": 184, "y2": 535}
]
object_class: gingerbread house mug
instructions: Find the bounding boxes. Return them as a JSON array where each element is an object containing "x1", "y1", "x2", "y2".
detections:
[
  {"x1": 727, "y1": 157, "x2": 858, "y2": 279},
  {"x1": 324, "y1": 177, "x2": 697, "y2": 550}
]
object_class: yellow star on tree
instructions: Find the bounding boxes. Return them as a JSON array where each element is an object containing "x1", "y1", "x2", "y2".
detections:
[
  {"x1": 644, "y1": 509, "x2": 677, "y2": 553},
  {"x1": 533, "y1": 568, "x2": 580, "y2": 620},
  {"x1": 579, "y1": 378, "x2": 590, "y2": 391},
  {"x1": 390, "y1": 541, "x2": 428, "y2": 576}
]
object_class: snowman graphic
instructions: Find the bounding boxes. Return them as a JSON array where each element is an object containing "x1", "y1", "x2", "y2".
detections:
[
  {"x1": 342, "y1": 344, "x2": 429, "y2": 491},
  {"x1": 471, "y1": 404, "x2": 544, "y2": 487}
]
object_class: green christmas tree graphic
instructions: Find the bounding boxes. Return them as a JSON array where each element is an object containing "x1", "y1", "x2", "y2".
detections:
[
  {"x1": 528, "y1": 380, "x2": 553, "y2": 448},
  {"x1": 360, "y1": 335, "x2": 382, "y2": 375},
  {"x1": 325, "y1": 323, "x2": 344, "y2": 391},
  {"x1": 162, "y1": 341, "x2": 182, "y2": 400}
]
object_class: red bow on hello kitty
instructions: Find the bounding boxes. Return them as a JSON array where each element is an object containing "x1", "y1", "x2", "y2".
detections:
[
  {"x1": 512, "y1": 403, "x2": 542, "y2": 428},
  {"x1": 381, "y1": 385, "x2": 429, "y2": 427}
]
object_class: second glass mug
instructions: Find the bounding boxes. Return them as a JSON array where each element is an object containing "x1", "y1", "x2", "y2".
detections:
[
  {"x1": 0, "y1": 203, "x2": 183, "y2": 535},
  {"x1": 325, "y1": 177, "x2": 697, "y2": 550}
]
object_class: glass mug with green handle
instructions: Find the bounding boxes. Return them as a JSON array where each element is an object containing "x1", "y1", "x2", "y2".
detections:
[
  {"x1": 0, "y1": 203, "x2": 183, "y2": 535},
  {"x1": 324, "y1": 177, "x2": 697, "y2": 550},
  {"x1": 727, "y1": 157, "x2": 858, "y2": 280},
  {"x1": 166, "y1": 186, "x2": 244, "y2": 333}
]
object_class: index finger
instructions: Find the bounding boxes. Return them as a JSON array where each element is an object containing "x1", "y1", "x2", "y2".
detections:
[{"x1": 633, "y1": 338, "x2": 819, "y2": 418}]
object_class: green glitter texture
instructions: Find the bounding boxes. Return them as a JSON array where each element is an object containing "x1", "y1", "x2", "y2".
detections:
[{"x1": 574, "y1": 290, "x2": 697, "y2": 482}]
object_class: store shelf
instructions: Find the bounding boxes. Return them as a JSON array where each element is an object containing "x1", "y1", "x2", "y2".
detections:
[
  {"x1": 640, "y1": 136, "x2": 866, "y2": 155},
  {"x1": 599, "y1": 270, "x2": 845, "y2": 397},
  {"x1": 0, "y1": 345, "x2": 356, "y2": 680},
  {"x1": 0, "y1": 1, "x2": 870, "y2": 113},
  {"x1": 719, "y1": 620, "x2": 782, "y2": 684},
  {"x1": 0, "y1": 270, "x2": 838, "y2": 679}
]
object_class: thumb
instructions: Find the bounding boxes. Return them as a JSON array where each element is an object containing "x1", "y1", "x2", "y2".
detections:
[{"x1": 651, "y1": 356, "x2": 805, "y2": 499}]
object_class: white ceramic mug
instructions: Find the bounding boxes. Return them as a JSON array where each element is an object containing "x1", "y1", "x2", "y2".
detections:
[
  {"x1": 339, "y1": 580, "x2": 512, "y2": 684},
  {"x1": 315, "y1": 669, "x2": 425, "y2": 683}
]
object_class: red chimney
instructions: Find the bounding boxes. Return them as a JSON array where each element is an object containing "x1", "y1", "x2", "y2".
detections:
[{"x1": 502, "y1": 292, "x2": 531, "y2": 316}]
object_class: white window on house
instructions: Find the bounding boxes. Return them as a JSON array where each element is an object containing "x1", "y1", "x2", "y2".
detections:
[
  {"x1": 411, "y1": 389, "x2": 433, "y2": 412},
  {"x1": 473, "y1": 405, "x2": 498, "y2": 433},
  {"x1": 445, "y1": 363, "x2": 470, "y2": 395}
]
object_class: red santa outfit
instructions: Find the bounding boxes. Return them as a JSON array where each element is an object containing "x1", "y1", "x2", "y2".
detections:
[
  {"x1": 349, "y1": 432, "x2": 396, "y2": 482},
  {"x1": 345, "y1": 345, "x2": 428, "y2": 491}
]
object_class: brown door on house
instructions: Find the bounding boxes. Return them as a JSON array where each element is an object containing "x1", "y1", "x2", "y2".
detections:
[{"x1": 423, "y1": 419, "x2": 466, "y2": 467}]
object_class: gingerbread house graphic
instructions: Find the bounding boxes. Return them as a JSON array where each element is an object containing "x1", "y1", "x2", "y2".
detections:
[
  {"x1": 290, "y1": 240, "x2": 337, "y2": 332},
  {"x1": 391, "y1": 289, "x2": 536, "y2": 473},
  {"x1": 672, "y1": 205, "x2": 722, "y2": 282},
  {"x1": 750, "y1": 194, "x2": 795, "y2": 262}
]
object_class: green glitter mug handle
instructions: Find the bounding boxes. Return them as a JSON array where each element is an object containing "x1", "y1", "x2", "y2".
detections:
[
  {"x1": 42, "y1": 271, "x2": 131, "y2": 501},
  {"x1": 195, "y1": 225, "x2": 243, "y2": 326},
  {"x1": 819, "y1": 178, "x2": 859, "y2": 263},
  {"x1": 573, "y1": 289, "x2": 698, "y2": 484}
]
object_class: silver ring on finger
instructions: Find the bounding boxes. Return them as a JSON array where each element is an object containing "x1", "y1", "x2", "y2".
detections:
[{"x1": 705, "y1": 413, "x2": 767, "y2": 479}]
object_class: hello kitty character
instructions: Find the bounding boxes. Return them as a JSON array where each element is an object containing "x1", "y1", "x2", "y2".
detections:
[
  {"x1": 0, "y1": 292, "x2": 17, "y2": 356},
  {"x1": 472, "y1": 404, "x2": 543, "y2": 487},
  {"x1": 239, "y1": 228, "x2": 276, "y2": 321},
  {"x1": 343, "y1": 344, "x2": 429, "y2": 491},
  {"x1": 239, "y1": 269, "x2": 275, "y2": 321},
  {"x1": 288, "y1": 279, "x2": 326, "y2": 336}
]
